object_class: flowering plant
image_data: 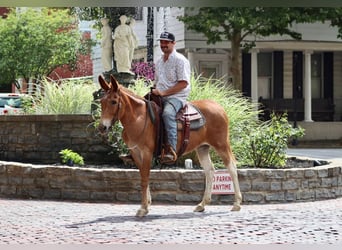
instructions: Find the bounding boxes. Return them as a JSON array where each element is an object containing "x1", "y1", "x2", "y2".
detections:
[{"x1": 131, "y1": 61, "x2": 155, "y2": 81}]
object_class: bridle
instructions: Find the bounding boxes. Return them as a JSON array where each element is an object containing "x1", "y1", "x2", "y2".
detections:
[
  {"x1": 109, "y1": 89, "x2": 122, "y2": 125},
  {"x1": 103, "y1": 88, "x2": 150, "y2": 152}
]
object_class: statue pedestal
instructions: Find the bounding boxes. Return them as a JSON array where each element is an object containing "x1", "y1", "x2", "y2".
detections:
[{"x1": 103, "y1": 70, "x2": 135, "y2": 87}]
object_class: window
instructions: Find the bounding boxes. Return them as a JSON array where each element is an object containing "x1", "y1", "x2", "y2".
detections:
[
  {"x1": 257, "y1": 52, "x2": 273, "y2": 99},
  {"x1": 199, "y1": 61, "x2": 220, "y2": 79},
  {"x1": 311, "y1": 53, "x2": 322, "y2": 98}
]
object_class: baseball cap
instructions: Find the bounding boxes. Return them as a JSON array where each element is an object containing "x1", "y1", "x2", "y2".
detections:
[{"x1": 158, "y1": 32, "x2": 175, "y2": 42}]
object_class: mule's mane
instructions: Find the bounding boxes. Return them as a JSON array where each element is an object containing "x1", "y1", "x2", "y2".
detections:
[{"x1": 119, "y1": 85, "x2": 146, "y2": 102}]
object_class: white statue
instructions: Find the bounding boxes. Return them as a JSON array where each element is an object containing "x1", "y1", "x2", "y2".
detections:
[
  {"x1": 128, "y1": 18, "x2": 139, "y2": 64},
  {"x1": 100, "y1": 18, "x2": 113, "y2": 72},
  {"x1": 113, "y1": 15, "x2": 135, "y2": 74}
]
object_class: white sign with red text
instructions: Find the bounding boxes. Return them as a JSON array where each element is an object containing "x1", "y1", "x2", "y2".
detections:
[{"x1": 212, "y1": 170, "x2": 235, "y2": 194}]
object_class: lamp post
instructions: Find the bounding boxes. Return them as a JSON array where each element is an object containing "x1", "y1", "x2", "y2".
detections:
[{"x1": 146, "y1": 7, "x2": 154, "y2": 63}]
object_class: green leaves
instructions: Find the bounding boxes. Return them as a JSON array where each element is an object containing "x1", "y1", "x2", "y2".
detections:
[
  {"x1": 59, "y1": 148, "x2": 84, "y2": 166},
  {"x1": 28, "y1": 78, "x2": 97, "y2": 114},
  {"x1": 0, "y1": 8, "x2": 89, "y2": 85},
  {"x1": 178, "y1": 7, "x2": 342, "y2": 89},
  {"x1": 180, "y1": 7, "x2": 342, "y2": 44},
  {"x1": 241, "y1": 113, "x2": 305, "y2": 168}
]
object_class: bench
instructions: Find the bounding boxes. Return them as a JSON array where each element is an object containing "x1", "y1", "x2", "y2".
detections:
[{"x1": 259, "y1": 98, "x2": 335, "y2": 121}]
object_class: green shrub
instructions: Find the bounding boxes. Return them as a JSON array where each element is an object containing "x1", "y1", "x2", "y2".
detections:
[
  {"x1": 106, "y1": 122, "x2": 130, "y2": 156},
  {"x1": 21, "y1": 95, "x2": 35, "y2": 113},
  {"x1": 59, "y1": 148, "x2": 84, "y2": 166},
  {"x1": 241, "y1": 113, "x2": 305, "y2": 168},
  {"x1": 28, "y1": 78, "x2": 97, "y2": 114}
]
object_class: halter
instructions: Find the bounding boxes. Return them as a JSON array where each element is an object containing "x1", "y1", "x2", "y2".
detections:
[{"x1": 110, "y1": 89, "x2": 122, "y2": 125}]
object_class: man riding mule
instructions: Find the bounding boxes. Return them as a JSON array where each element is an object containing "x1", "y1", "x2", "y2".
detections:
[
  {"x1": 152, "y1": 31, "x2": 191, "y2": 163},
  {"x1": 98, "y1": 73, "x2": 242, "y2": 217}
]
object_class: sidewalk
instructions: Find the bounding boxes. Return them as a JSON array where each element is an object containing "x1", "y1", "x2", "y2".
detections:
[
  {"x1": 0, "y1": 197, "x2": 341, "y2": 244},
  {"x1": 287, "y1": 148, "x2": 342, "y2": 161}
]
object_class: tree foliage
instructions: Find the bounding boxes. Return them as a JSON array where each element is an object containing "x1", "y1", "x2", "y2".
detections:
[
  {"x1": 178, "y1": 7, "x2": 342, "y2": 90},
  {"x1": 70, "y1": 7, "x2": 137, "y2": 34},
  {"x1": 0, "y1": 8, "x2": 88, "y2": 86}
]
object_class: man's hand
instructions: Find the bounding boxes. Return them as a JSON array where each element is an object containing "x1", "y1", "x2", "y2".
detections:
[
  {"x1": 152, "y1": 80, "x2": 188, "y2": 97},
  {"x1": 152, "y1": 88, "x2": 163, "y2": 96}
]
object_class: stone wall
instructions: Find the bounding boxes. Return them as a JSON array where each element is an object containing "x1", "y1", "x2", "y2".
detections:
[
  {"x1": 0, "y1": 161, "x2": 341, "y2": 205},
  {"x1": 0, "y1": 115, "x2": 116, "y2": 164},
  {"x1": 1, "y1": 115, "x2": 341, "y2": 165}
]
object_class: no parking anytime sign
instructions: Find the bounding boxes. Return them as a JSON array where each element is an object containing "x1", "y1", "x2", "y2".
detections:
[{"x1": 212, "y1": 170, "x2": 235, "y2": 194}]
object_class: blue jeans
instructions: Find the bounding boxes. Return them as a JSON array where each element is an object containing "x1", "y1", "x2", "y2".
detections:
[{"x1": 162, "y1": 98, "x2": 183, "y2": 152}]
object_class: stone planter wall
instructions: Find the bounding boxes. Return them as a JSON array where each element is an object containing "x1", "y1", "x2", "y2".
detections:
[
  {"x1": 0, "y1": 115, "x2": 116, "y2": 164},
  {"x1": 0, "y1": 161, "x2": 341, "y2": 205},
  {"x1": 1, "y1": 115, "x2": 340, "y2": 166}
]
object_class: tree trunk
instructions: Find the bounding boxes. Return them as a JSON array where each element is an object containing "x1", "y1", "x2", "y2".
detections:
[
  {"x1": 20, "y1": 78, "x2": 29, "y2": 94},
  {"x1": 230, "y1": 31, "x2": 242, "y2": 91}
]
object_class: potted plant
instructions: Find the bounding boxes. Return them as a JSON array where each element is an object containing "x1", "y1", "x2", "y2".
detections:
[{"x1": 59, "y1": 149, "x2": 84, "y2": 166}]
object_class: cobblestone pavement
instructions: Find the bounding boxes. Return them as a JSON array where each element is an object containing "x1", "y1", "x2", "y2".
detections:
[{"x1": 0, "y1": 198, "x2": 341, "y2": 244}]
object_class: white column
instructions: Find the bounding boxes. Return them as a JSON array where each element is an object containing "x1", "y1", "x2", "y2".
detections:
[
  {"x1": 304, "y1": 50, "x2": 313, "y2": 122},
  {"x1": 251, "y1": 49, "x2": 259, "y2": 112},
  {"x1": 187, "y1": 50, "x2": 195, "y2": 72}
]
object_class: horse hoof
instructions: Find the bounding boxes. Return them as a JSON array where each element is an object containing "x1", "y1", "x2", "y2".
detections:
[
  {"x1": 194, "y1": 205, "x2": 205, "y2": 212},
  {"x1": 231, "y1": 204, "x2": 241, "y2": 211},
  {"x1": 136, "y1": 208, "x2": 149, "y2": 217}
]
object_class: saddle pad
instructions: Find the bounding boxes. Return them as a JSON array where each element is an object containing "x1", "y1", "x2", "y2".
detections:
[
  {"x1": 185, "y1": 105, "x2": 202, "y2": 120},
  {"x1": 177, "y1": 103, "x2": 206, "y2": 130}
]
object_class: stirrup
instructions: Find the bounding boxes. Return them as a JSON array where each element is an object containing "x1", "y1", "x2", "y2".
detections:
[{"x1": 160, "y1": 147, "x2": 177, "y2": 164}]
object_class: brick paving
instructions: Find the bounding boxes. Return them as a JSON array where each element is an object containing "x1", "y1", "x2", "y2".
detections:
[{"x1": 0, "y1": 197, "x2": 341, "y2": 244}]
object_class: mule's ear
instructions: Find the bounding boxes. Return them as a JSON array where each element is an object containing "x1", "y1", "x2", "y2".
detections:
[
  {"x1": 110, "y1": 75, "x2": 120, "y2": 92},
  {"x1": 98, "y1": 75, "x2": 112, "y2": 91}
]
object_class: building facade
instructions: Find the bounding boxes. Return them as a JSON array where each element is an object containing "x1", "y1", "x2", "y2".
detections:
[{"x1": 95, "y1": 7, "x2": 342, "y2": 129}]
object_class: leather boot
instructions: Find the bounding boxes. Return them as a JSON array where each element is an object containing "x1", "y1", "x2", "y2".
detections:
[{"x1": 160, "y1": 145, "x2": 177, "y2": 164}]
